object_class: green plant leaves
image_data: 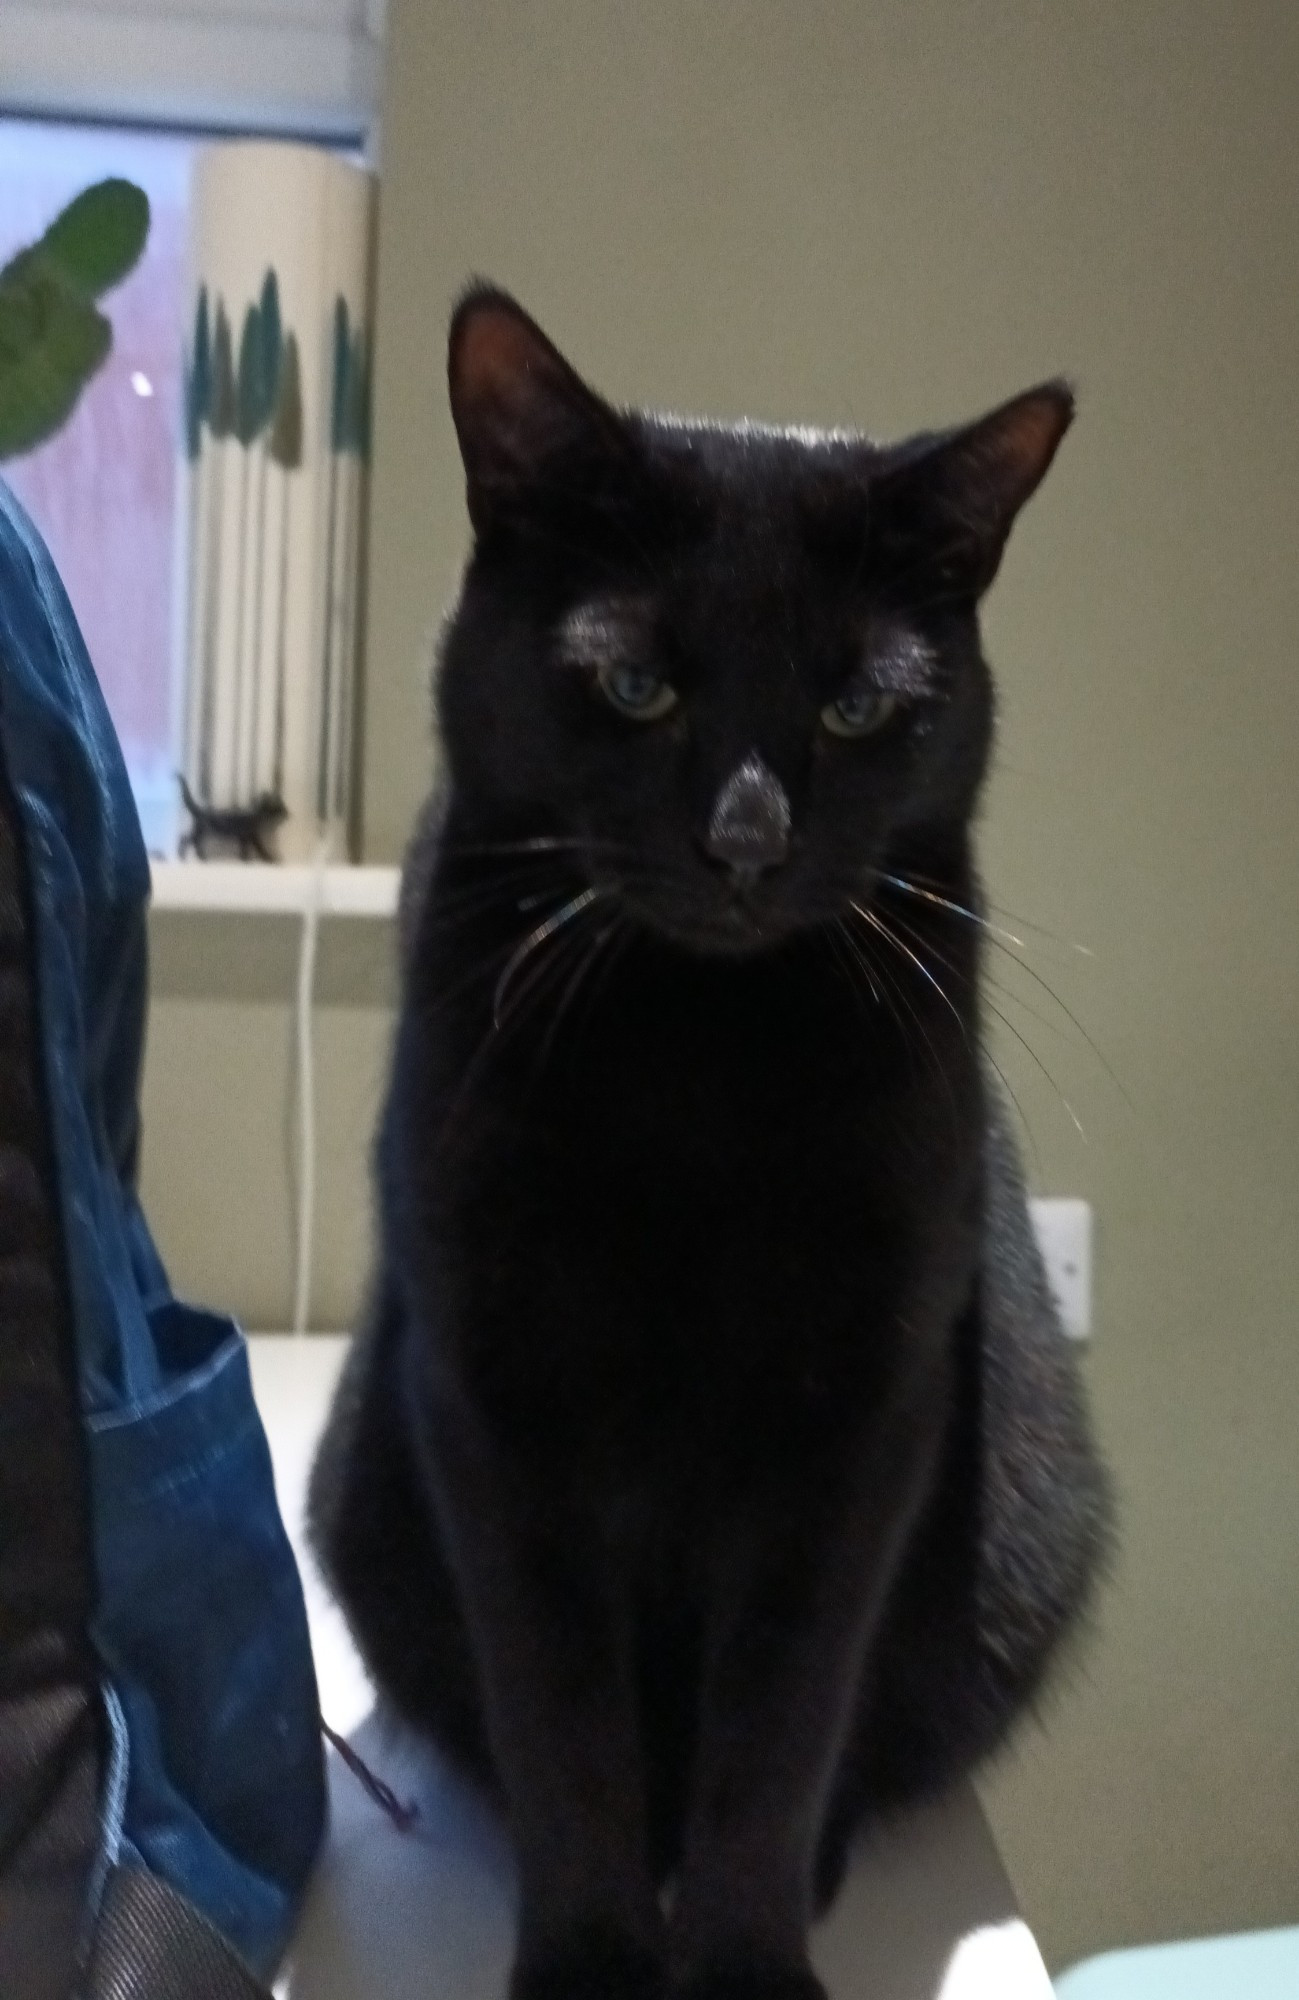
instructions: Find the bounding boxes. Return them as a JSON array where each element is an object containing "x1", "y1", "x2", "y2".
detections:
[
  {"x1": 0, "y1": 177, "x2": 149, "y2": 461},
  {"x1": 0, "y1": 265, "x2": 111, "y2": 461},
  {"x1": 28, "y1": 178, "x2": 150, "y2": 299}
]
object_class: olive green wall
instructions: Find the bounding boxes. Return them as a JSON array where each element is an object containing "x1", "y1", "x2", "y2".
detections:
[
  {"x1": 141, "y1": 0, "x2": 1299, "y2": 1971},
  {"x1": 141, "y1": 913, "x2": 394, "y2": 1333}
]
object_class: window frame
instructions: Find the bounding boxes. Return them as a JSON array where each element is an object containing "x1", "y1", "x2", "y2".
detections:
[{"x1": 0, "y1": 3, "x2": 382, "y2": 142}]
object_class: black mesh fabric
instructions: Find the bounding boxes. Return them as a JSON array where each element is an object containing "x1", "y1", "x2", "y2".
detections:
[
  {"x1": 0, "y1": 1654, "x2": 102, "y2": 2000},
  {"x1": 0, "y1": 725, "x2": 105, "y2": 2000},
  {"x1": 80, "y1": 1867, "x2": 273, "y2": 2000}
]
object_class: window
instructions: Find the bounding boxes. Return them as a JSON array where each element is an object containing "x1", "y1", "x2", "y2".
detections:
[
  {"x1": 1, "y1": 3, "x2": 384, "y2": 140},
  {"x1": 0, "y1": 106, "x2": 370, "y2": 852},
  {"x1": 0, "y1": 0, "x2": 381, "y2": 851},
  {"x1": 1, "y1": 115, "x2": 199, "y2": 852}
]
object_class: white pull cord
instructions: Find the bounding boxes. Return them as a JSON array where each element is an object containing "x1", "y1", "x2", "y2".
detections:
[{"x1": 292, "y1": 832, "x2": 332, "y2": 1335}]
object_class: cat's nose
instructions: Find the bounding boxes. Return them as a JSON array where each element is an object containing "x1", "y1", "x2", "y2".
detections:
[{"x1": 701, "y1": 754, "x2": 791, "y2": 879}]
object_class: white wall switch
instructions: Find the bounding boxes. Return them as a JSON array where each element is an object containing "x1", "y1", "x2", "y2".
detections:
[{"x1": 1028, "y1": 1198, "x2": 1093, "y2": 1339}]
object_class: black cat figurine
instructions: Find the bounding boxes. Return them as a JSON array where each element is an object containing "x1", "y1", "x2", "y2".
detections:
[
  {"x1": 177, "y1": 774, "x2": 287, "y2": 861},
  {"x1": 309, "y1": 287, "x2": 1110, "y2": 2000}
]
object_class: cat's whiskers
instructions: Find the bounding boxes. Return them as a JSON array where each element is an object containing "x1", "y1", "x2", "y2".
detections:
[
  {"x1": 876, "y1": 896, "x2": 1087, "y2": 1144},
  {"x1": 885, "y1": 904, "x2": 1073, "y2": 1055},
  {"x1": 427, "y1": 838, "x2": 632, "y2": 956},
  {"x1": 421, "y1": 929, "x2": 547, "y2": 1018},
  {"x1": 883, "y1": 866, "x2": 1093, "y2": 957},
  {"x1": 434, "y1": 891, "x2": 610, "y2": 1152},
  {"x1": 877, "y1": 872, "x2": 1125, "y2": 1109},
  {"x1": 877, "y1": 872, "x2": 1028, "y2": 951},
  {"x1": 977, "y1": 935, "x2": 1122, "y2": 1108},
  {"x1": 535, "y1": 914, "x2": 627, "y2": 1073},
  {"x1": 427, "y1": 852, "x2": 686, "y2": 1021},
  {"x1": 569, "y1": 910, "x2": 637, "y2": 1045},
  {"x1": 848, "y1": 901, "x2": 970, "y2": 1044},
  {"x1": 861, "y1": 909, "x2": 1056, "y2": 1162},
  {"x1": 835, "y1": 914, "x2": 921, "y2": 1052},
  {"x1": 420, "y1": 867, "x2": 590, "y2": 1015},
  {"x1": 507, "y1": 909, "x2": 608, "y2": 1075},
  {"x1": 493, "y1": 886, "x2": 608, "y2": 1030},
  {"x1": 980, "y1": 998, "x2": 1087, "y2": 1142},
  {"x1": 822, "y1": 921, "x2": 882, "y2": 1010},
  {"x1": 430, "y1": 866, "x2": 575, "y2": 925},
  {"x1": 835, "y1": 914, "x2": 965, "y2": 1132}
]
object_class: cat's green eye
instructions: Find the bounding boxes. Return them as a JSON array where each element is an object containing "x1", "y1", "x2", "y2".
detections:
[
  {"x1": 821, "y1": 688, "x2": 899, "y2": 739},
  {"x1": 597, "y1": 663, "x2": 679, "y2": 722}
]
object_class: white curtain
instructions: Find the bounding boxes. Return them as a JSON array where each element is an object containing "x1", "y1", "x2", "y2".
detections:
[{"x1": 0, "y1": 0, "x2": 386, "y2": 135}]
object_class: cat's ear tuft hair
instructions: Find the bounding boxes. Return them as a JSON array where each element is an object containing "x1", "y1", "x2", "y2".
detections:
[
  {"x1": 447, "y1": 284, "x2": 630, "y2": 534},
  {"x1": 883, "y1": 380, "x2": 1075, "y2": 597}
]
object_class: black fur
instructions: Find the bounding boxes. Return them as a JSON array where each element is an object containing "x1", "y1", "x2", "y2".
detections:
[{"x1": 309, "y1": 288, "x2": 1109, "y2": 2000}]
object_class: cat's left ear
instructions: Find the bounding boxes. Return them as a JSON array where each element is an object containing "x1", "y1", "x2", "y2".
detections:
[
  {"x1": 879, "y1": 381, "x2": 1074, "y2": 598},
  {"x1": 447, "y1": 284, "x2": 634, "y2": 535}
]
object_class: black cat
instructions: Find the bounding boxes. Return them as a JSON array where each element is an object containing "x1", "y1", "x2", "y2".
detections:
[{"x1": 309, "y1": 287, "x2": 1110, "y2": 2000}]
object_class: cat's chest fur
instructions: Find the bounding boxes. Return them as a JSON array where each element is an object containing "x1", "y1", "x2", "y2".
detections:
[{"x1": 391, "y1": 920, "x2": 982, "y2": 1476}]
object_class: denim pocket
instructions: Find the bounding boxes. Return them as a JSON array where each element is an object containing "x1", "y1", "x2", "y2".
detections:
[{"x1": 87, "y1": 1304, "x2": 325, "y2": 1976}]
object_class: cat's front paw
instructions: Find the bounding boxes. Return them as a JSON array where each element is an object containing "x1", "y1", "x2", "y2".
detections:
[
  {"x1": 672, "y1": 1958, "x2": 827, "y2": 2000},
  {"x1": 512, "y1": 1929, "x2": 666, "y2": 2000}
]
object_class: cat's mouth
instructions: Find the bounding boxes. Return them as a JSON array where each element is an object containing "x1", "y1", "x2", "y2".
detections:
[
  {"x1": 613, "y1": 878, "x2": 806, "y2": 957},
  {"x1": 686, "y1": 902, "x2": 782, "y2": 955}
]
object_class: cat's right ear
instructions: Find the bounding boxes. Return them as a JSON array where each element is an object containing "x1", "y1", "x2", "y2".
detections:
[
  {"x1": 875, "y1": 381, "x2": 1075, "y2": 599},
  {"x1": 447, "y1": 285, "x2": 632, "y2": 535}
]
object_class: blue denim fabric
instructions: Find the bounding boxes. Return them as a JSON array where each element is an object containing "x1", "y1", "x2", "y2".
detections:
[{"x1": 0, "y1": 478, "x2": 324, "y2": 1976}]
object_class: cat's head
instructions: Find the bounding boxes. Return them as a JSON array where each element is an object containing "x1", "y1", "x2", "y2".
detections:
[{"x1": 436, "y1": 285, "x2": 1071, "y2": 956}]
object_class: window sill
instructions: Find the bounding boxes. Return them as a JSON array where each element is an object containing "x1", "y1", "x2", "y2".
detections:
[{"x1": 150, "y1": 860, "x2": 399, "y2": 919}]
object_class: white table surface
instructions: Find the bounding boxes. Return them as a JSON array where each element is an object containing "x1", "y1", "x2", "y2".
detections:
[{"x1": 247, "y1": 1335, "x2": 1055, "y2": 2000}]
